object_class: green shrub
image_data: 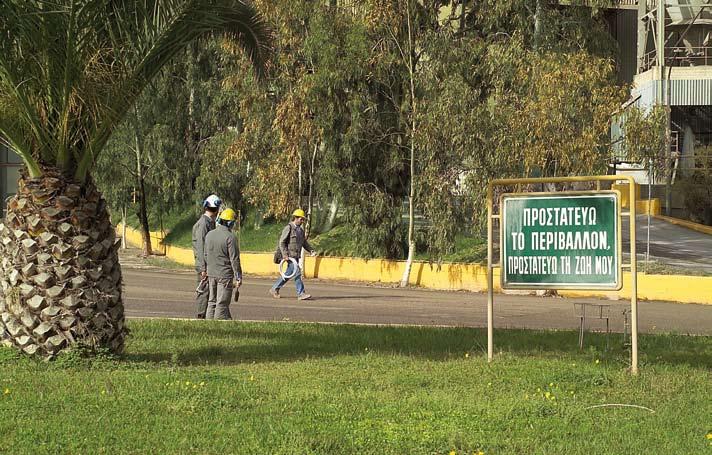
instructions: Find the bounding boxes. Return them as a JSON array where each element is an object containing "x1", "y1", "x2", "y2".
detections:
[{"x1": 678, "y1": 146, "x2": 712, "y2": 226}]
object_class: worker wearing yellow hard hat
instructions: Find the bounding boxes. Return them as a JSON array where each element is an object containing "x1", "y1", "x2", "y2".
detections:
[
  {"x1": 204, "y1": 207, "x2": 242, "y2": 320},
  {"x1": 270, "y1": 208, "x2": 317, "y2": 300},
  {"x1": 218, "y1": 208, "x2": 237, "y2": 225}
]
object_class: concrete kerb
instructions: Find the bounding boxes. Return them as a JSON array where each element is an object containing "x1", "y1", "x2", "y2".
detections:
[
  {"x1": 655, "y1": 215, "x2": 712, "y2": 236},
  {"x1": 116, "y1": 224, "x2": 712, "y2": 305}
]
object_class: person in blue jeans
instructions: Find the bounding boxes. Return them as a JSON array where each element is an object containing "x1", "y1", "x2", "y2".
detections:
[{"x1": 270, "y1": 209, "x2": 317, "y2": 300}]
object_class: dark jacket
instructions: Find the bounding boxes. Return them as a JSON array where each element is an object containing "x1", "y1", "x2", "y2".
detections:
[
  {"x1": 279, "y1": 222, "x2": 313, "y2": 260},
  {"x1": 191, "y1": 214, "x2": 215, "y2": 273},
  {"x1": 205, "y1": 224, "x2": 242, "y2": 281}
]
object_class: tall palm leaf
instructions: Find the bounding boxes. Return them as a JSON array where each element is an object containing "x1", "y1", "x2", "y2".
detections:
[{"x1": 0, "y1": 0, "x2": 271, "y2": 357}]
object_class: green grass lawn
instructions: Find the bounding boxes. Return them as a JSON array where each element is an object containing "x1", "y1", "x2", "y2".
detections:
[{"x1": 1, "y1": 320, "x2": 710, "y2": 454}]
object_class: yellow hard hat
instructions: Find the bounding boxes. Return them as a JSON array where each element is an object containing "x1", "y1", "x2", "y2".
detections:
[
  {"x1": 219, "y1": 208, "x2": 237, "y2": 222},
  {"x1": 292, "y1": 208, "x2": 306, "y2": 218}
]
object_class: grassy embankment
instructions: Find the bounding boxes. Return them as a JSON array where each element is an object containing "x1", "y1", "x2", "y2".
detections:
[
  {"x1": 1, "y1": 320, "x2": 710, "y2": 454},
  {"x1": 120, "y1": 206, "x2": 710, "y2": 275},
  {"x1": 119, "y1": 206, "x2": 489, "y2": 263}
]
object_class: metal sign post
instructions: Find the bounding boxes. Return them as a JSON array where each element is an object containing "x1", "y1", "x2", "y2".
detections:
[{"x1": 486, "y1": 176, "x2": 639, "y2": 375}]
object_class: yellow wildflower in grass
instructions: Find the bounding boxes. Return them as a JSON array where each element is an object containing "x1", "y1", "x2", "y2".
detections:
[
  {"x1": 449, "y1": 450, "x2": 456, "y2": 455},
  {"x1": 549, "y1": 383, "x2": 554, "y2": 387},
  {"x1": 465, "y1": 352, "x2": 469, "y2": 358},
  {"x1": 545, "y1": 391, "x2": 551, "y2": 399},
  {"x1": 706, "y1": 432, "x2": 712, "y2": 440},
  {"x1": 200, "y1": 382, "x2": 205, "y2": 387},
  {"x1": 249, "y1": 375, "x2": 254, "y2": 381},
  {"x1": 476, "y1": 451, "x2": 485, "y2": 455},
  {"x1": 3, "y1": 388, "x2": 9, "y2": 395},
  {"x1": 595, "y1": 359, "x2": 600, "y2": 364}
]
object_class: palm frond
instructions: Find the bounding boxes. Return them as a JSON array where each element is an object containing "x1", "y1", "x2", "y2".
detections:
[
  {"x1": 78, "y1": 0, "x2": 273, "y2": 181},
  {"x1": 0, "y1": 0, "x2": 272, "y2": 181}
]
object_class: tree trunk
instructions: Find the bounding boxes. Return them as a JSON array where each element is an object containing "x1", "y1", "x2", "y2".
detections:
[
  {"x1": 400, "y1": 0, "x2": 417, "y2": 288},
  {"x1": 121, "y1": 205, "x2": 127, "y2": 250},
  {"x1": 300, "y1": 143, "x2": 320, "y2": 271},
  {"x1": 298, "y1": 148, "x2": 303, "y2": 208},
  {"x1": 134, "y1": 110, "x2": 152, "y2": 257},
  {"x1": 324, "y1": 197, "x2": 338, "y2": 232},
  {"x1": 186, "y1": 43, "x2": 201, "y2": 191},
  {"x1": 664, "y1": 114, "x2": 673, "y2": 216},
  {"x1": 253, "y1": 207, "x2": 264, "y2": 230},
  {"x1": 306, "y1": 143, "x2": 319, "y2": 237},
  {"x1": 534, "y1": 0, "x2": 545, "y2": 50},
  {"x1": 0, "y1": 168, "x2": 127, "y2": 358},
  {"x1": 136, "y1": 174, "x2": 152, "y2": 257}
]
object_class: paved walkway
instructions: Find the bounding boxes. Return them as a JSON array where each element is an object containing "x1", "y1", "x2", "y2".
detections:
[{"x1": 120, "y1": 251, "x2": 712, "y2": 336}]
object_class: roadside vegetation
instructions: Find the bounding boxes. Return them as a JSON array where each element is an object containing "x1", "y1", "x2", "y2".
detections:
[
  {"x1": 1, "y1": 319, "x2": 710, "y2": 454},
  {"x1": 97, "y1": 1, "x2": 638, "y2": 269},
  {"x1": 118, "y1": 205, "x2": 490, "y2": 263},
  {"x1": 120, "y1": 206, "x2": 712, "y2": 275}
]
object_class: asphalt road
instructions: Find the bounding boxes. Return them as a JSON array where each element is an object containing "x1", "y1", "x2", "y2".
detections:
[
  {"x1": 121, "y1": 265, "x2": 712, "y2": 336},
  {"x1": 621, "y1": 215, "x2": 712, "y2": 270}
]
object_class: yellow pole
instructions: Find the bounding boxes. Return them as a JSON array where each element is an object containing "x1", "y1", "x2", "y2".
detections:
[
  {"x1": 487, "y1": 182, "x2": 494, "y2": 362},
  {"x1": 627, "y1": 177, "x2": 639, "y2": 375},
  {"x1": 487, "y1": 175, "x2": 637, "y2": 373}
]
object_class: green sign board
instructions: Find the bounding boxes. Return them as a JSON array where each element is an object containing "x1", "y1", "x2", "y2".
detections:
[{"x1": 501, "y1": 192, "x2": 621, "y2": 290}]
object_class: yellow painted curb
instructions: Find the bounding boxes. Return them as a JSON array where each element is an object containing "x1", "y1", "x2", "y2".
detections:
[
  {"x1": 655, "y1": 215, "x2": 712, "y2": 236},
  {"x1": 116, "y1": 224, "x2": 712, "y2": 305}
]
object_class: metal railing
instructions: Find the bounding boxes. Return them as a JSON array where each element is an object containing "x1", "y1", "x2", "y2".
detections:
[
  {"x1": 561, "y1": 0, "x2": 639, "y2": 7},
  {"x1": 643, "y1": 46, "x2": 712, "y2": 71}
]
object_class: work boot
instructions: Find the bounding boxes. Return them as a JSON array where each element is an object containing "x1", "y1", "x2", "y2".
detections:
[
  {"x1": 269, "y1": 288, "x2": 280, "y2": 299},
  {"x1": 297, "y1": 293, "x2": 312, "y2": 301}
]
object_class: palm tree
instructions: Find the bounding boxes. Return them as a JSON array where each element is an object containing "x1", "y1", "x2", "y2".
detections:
[{"x1": 0, "y1": 0, "x2": 271, "y2": 357}]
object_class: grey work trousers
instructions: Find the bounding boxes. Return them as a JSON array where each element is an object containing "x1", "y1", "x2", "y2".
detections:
[
  {"x1": 206, "y1": 277, "x2": 233, "y2": 320},
  {"x1": 196, "y1": 273, "x2": 208, "y2": 319}
]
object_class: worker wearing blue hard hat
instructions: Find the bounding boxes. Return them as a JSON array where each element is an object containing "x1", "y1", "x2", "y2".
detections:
[{"x1": 191, "y1": 194, "x2": 222, "y2": 319}]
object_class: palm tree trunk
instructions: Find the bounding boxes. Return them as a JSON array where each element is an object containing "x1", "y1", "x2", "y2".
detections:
[{"x1": 0, "y1": 168, "x2": 127, "y2": 357}]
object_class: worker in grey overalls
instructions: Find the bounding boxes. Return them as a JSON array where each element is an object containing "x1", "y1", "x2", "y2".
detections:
[
  {"x1": 204, "y1": 208, "x2": 242, "y2": 320},
  {"x1": 191, "y1": 194, "x2": 221, "y2": 319}
]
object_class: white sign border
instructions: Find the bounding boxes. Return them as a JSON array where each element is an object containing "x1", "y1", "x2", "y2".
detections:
[{"x1": 499, "y1": 191, "x2": 622, "y2": 291}]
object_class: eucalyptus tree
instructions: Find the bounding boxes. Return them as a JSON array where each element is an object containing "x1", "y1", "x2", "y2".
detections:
[{"x1": 0, "y1": 0, "x2": 270, "y2": 357}]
